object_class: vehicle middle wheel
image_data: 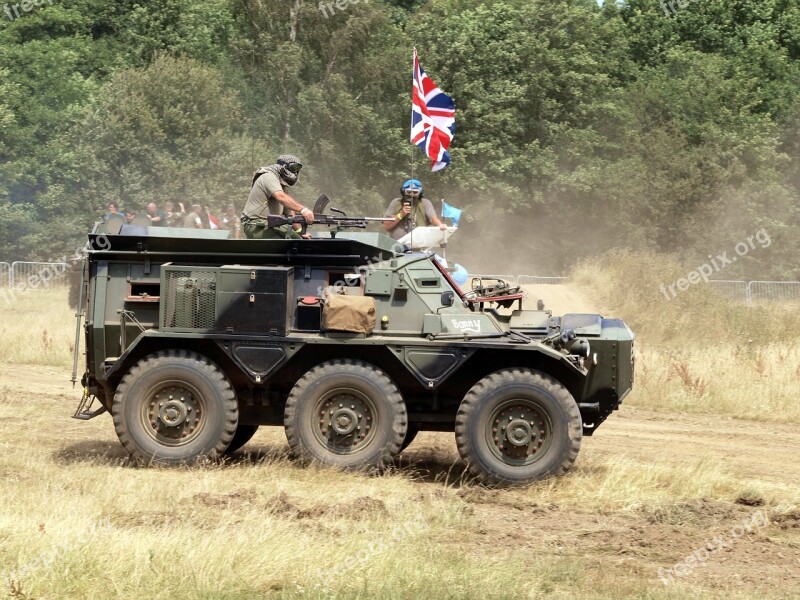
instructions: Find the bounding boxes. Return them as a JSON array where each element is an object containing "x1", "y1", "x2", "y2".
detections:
[{"x1": 284, "y1": 359, "x2": 407, "y2": 471}]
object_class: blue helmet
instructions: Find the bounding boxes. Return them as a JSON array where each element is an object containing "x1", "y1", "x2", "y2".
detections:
[{"x1": 401, "y1": 179, "x2": 423, "y2": 196}]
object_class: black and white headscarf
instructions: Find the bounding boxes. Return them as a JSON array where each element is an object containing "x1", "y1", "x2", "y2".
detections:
[{"x1": 252, "y1": 154, "x2": 303, "y2": 188}]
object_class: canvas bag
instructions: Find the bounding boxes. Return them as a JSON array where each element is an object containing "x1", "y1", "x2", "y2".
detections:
[{"x1": 322, "y1": 294, "x2": 377, "y2": 334}]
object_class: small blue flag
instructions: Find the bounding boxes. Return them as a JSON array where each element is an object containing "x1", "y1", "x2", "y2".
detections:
[{"x1": 441, "y1": 201, "x2": 462, "y2": 226}]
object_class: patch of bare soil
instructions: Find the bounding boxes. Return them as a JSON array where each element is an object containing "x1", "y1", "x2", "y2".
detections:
[
  {"x1": 262, "y1": 491, "x2": 388, "y2": 521},
  {"x1": 393, "y1": 403, "x2": 800, "y2": 594},
  {"x1": 0, "y1": 363, "x2": 77, "y2": 399},
  {"x1": 193, "y1": 488, "x2": 258, "y2": 509},
  {"x1": 443, "y1": 492, "x2": 799, "y2": 591},
  {"x1": 597, "y1": 407, "x2": 800, "y2": 486},
  {"x1": 398, "y1": 413, "x2": 800, "y2": 593}
]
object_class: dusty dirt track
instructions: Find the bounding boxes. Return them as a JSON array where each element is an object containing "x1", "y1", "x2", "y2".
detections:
[
  {"x1": 4, "y1": 362, "x2": 799, "y2": 596},
  {"x1": 410, "y1": 412, "x2": 800, "y2": 593}
]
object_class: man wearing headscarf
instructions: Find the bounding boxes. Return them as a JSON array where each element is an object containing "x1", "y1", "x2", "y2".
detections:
[{"x1": 240, "y1": 154, "x2": 314, "y2": 239}]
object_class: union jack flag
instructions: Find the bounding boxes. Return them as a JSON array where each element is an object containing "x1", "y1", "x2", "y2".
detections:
[{"x1": 410, "y1": 48, "x2": 455, "y2": 172}]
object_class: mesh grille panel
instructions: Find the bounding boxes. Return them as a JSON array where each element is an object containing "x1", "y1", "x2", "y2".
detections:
[{"x1": 162, "y1": 270, "x2": 217, "y2": 329}]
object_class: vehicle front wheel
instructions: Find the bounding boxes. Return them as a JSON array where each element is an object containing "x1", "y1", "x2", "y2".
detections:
[
  {"x1": 284, "y1": 359, "x2": 407, "y2": 471},
  {"x1": 455, "y1": 368, "x2": 581, "y2": 486},
  {"x1": 112, "y1": 350, "x2": 238, "y2": 464}
]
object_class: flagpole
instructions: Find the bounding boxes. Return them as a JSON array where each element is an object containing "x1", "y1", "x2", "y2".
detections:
[
  {"x1": 410, "y1": 47, "x2": 416, "y2": 182},
  {"x1": 440, "y1": 199, "x2": 447, "y2": 263},
  {"x1": 410, "y1": 47, "x2": 415, "y2": 251}
]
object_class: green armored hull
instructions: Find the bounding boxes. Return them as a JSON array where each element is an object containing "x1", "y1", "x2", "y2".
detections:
[{"x1": 74, "y1": 227, "x2": 633, "y2": 485}]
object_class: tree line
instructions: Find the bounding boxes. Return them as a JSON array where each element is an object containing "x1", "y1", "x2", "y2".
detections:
[{"x1": 0, "y1": 0, "x2": 797, "y2": 278}]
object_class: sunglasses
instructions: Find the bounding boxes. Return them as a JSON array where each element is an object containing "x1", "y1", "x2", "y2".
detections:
[{"x1": 286, "y1": 162, "x2": 302, "y2": 173}]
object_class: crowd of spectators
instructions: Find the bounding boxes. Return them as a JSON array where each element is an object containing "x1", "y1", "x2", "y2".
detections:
[{"x1": 103, "y1": 201, "x2": 241, "y2": 238}]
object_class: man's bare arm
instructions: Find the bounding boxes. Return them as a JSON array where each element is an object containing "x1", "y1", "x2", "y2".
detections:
[
  {"x1": 273, "y1": 190, "x2": 314, "y2": 223},
  {"x1": 383, "y1": 203, "x2": 411, "y2": 231}
]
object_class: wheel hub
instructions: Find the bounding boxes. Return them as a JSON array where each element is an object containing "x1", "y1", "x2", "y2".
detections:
[
  {"x1": 316, "y1": 391, "x2": 375, "y2": 453},
  {"x1": 331, "y1": 407, "x2": 359, "y2": 435},
  {"x1": 506, "y1": 419, "x2": 533, "y2": 446},
  {"x1": 159, "y1": 399, "x2": 188, "y2": 427},
  {"x1": 144, "y1": 385, "x2": 204, "y2": 445},
  {"x1": 488, "y1": 402, "x2": 551, "y2": 465}
]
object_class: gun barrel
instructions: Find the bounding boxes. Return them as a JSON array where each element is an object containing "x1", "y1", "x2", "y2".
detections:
[
  {"x1": 265, "y1": 214, "x2": 394, "y2": 231},
  {"x1": 312, "y1": 215, "x2": 394, "y2": 223}
]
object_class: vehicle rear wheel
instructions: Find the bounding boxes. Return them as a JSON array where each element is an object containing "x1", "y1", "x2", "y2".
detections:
[
  {"x1": 112, "y1": 350, "x2": 238, "y2": 464},
  {"x1": 225, "y1": 424, "x2": 259, "y2": 454},
  {"x1": 284, "y1": 359, "x2": 407, "y2": 471},
  {"x1": 455, "y1": 368, "x2": 581, "y2": 486}
]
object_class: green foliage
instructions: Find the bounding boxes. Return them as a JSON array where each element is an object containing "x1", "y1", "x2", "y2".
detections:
[
  {"x1": 230, "y1": 0, "x2": 410, "y2": 208},
  {"x1": 72, "y1": 54, "x2": 248, "y2": 214},
  {"x1": 0, "y1": 0, "x2": 797, "y2": 278},
  {"x1": 121, "y1": 0, "x2": 235, "y2": 64}
]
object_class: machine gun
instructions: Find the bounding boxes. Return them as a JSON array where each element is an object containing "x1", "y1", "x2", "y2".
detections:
[{"x1": 266, "y1": 194, "x2": 394, "y2": 238}]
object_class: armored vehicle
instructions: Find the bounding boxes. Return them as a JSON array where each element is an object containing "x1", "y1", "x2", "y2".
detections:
[{"x1": 72, "y1": 222, "x2": 633, "y2": 486}]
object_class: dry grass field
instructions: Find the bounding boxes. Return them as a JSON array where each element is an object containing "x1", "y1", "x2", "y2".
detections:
[{"x1": 1, "y1": 274, "x2": 799, "y2": 599}]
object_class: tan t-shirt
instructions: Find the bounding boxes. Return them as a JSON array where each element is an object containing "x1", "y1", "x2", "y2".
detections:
[
  {"x1": 383, "y1": 197, "x2": 436, "y2": 240},
  {"x1": 243, "y1": 171, "x2": 291, "y2": 219}
]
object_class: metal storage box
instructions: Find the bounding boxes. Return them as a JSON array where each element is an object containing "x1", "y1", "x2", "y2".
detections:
[{"x1": 160, "y1": 265, "x2": 293, "y2": 335}]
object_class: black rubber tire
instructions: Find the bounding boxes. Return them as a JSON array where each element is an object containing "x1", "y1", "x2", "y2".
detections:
[
  {"x1": 225, "y1": 424, "x2": 259, "y2": 454},
  {"x1": 112, "y1": 350, "x2": 238, "y2": 465},
  {"x1": 455, "y1": 368, "x2": 582, "y2": 486},
  {"x1": 284, "y1": 359, "x2": 407, "y2": 471},
  {"x1": 399, "y1": 425, "x2": 419, "y2": 452}
]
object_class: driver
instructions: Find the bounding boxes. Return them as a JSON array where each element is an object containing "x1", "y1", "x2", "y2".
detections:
[
  {"x1": 382, "y1": 179, "x2": 446, "y2": 241},
  {"x1": 240, "y1": 154, "x2": 314, "y2": 239}
]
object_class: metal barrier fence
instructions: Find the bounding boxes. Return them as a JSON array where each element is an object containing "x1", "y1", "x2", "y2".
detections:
[
  {"x1": 0, "y1": 262, "x2": 10, "y2": 287},
  {"x1": 468, "y1": 273, "x2": 518, "y2": 284},
  {"x1": 749, "y1": 281, "x2": 800, "y2": 303},
  {"x1": 708, "y1": 280, "x2": 750, "y2": 302},
  {"x1": 517, "y1": 275, "x2": 567, "y2": 286},
  {"x1": 468, "y1": 275, "x2": 800, "y2": 305},
  {"x1": 706, "y1": 280, "x2": 800, "y2": 303},
  {"x1": 9, "y1": 261, "x2": 71, "y2": 290}
]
